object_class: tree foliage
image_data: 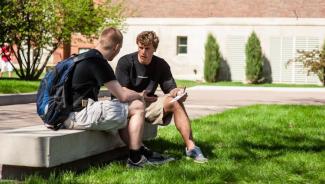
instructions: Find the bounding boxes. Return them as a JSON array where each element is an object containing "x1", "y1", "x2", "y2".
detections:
[
  {"x1": 245, "y1": 32, "x2": 263, "y2": 84},
  {"x1": 288, "y1": 41, "x2": 325, "y2": 86},
  {"x1": 204, "y1": 33, "x2": 220, "y2": 82},
  {"x1": 0, "y1": 0, "x2": 124, "y2": 80}
]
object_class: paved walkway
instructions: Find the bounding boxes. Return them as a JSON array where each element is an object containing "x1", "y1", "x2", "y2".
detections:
[{"x1": 1, "y1": 86, "x2": 325, "y2": 130}]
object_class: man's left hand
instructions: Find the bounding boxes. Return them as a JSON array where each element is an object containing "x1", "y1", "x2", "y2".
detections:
[{"x1": 169, "y1": 88, "x2": 187, "y2": 103}]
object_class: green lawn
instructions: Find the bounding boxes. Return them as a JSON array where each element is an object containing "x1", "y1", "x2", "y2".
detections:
[
  {"x1": 0, "y1": 79, "x2": 39, "y2": 94},
  {"x1": 176, "y1": 80, "x2": 323, "y2": 88},
  {"x1": 20, "y1": 105, "x2": 325, "y2": 183},
  {"x1": 0, "y1": 79, "x2": 323, "y2": 94},
  {"x1": 0, "y1": 72, "x2": 20, "y2": 78}
]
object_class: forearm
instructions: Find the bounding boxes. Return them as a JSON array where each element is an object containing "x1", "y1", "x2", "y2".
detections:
[
  {"x1": 122, "y1": 87, "x2": 143, "y2": 102},
  {"x1": 105, "y1": 81, "x2": 142, "y2": 103}
]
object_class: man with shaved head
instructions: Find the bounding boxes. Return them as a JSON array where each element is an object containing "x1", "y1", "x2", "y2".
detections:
[{"x1": 64, "y1": 27, "x2": 163, "y2": 167}]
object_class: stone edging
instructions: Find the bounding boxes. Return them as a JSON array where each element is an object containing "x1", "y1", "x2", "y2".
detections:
[{"x1": 0, "y1": 90, "x2": 111, "y2": 106}]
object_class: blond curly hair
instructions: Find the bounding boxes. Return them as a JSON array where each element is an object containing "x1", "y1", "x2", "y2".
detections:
[{"x1": 136, "y1": 31, "x2": 159, "y2": 50}]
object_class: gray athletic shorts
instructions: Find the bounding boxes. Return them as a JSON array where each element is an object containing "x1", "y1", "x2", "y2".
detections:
[{"x1": 64, "y1": 98, "x2": 128, "y2": 131}]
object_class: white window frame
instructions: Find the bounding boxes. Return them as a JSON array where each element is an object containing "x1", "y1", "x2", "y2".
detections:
[
  {"x1": 78, "y1": 48, "x2": 91, "y2": 54},
  {"x1": 177, "y1": 36, "x2": 188, "y2": 55}
]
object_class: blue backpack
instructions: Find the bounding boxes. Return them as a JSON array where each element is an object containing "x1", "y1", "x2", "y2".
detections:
[{"x1": 36, "y1": 51, "x2": 100, "y2": 130}]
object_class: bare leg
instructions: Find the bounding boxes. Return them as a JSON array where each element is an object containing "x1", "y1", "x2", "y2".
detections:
[
  {"x1": 119, "y1": 99, "x2": 145, "y2": 150},
  {"x1": 118, "y1": 127, "x2": 129, "y2": 146},
  {"x1": 0, "y1": 72, "x2": 2, "y2": 78},
  {"x1": 8, "y1": 71, "x2": 12, "y2": 78},
  {"x1": 163, "y1": 96, "x2": 195, "y2": 150}
]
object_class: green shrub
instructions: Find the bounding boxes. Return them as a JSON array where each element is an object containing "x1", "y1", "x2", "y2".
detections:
[
  {"x1": 204, "y1": 33, "x2": 220, "y2": 82},
  {"x1": 245, "y1": 32, "x2": 263, "y2": 84}
]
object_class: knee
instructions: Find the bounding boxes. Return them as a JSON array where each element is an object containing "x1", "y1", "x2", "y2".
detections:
[
  {"x1": 172, "y1": 101, "x2": 183, "y2": 111},
  {"x1": 165, "y1": 97, "x2": 183, "y2": 112},
  {"x1": 133, "y1": 99, "x2": 145, "y2": 111},
  {"x1": 129, "y1": 99, "x2": 145, "y2": 115}
]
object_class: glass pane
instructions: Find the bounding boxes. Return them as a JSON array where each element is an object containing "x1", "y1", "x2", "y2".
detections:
[
  {"x1": 179, "y1": 37, "x2": 187, "y2": 45},
  {"x1": 79, "y1": 48, "x2": 90, "y2": 54},
  {"x1": 178, "y1": 46, "x2": 187, "y2": 54},
  {"x1": 177, "y1": 36, "x2": 187, "y2": 54}
]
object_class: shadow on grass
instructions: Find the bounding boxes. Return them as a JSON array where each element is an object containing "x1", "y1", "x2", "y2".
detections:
[
  {"x1": 232, "y1": 128, "x2": 325, "y2": 161},
  {"x1": 144, "y1": 137, "x2": 215, "y2": 159}
]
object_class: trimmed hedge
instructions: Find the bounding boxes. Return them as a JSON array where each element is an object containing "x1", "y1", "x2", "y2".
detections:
[
  {"x1": 245, "y1": 32, "x2": 263, "y2": 84},
  {"x1": 204, "y1": 33, "x2": 220, "y2": 82}
]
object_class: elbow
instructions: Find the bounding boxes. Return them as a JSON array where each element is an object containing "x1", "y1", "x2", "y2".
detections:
[{"x1": 117, "y1": 93, "x2": 128, "y2": 103}]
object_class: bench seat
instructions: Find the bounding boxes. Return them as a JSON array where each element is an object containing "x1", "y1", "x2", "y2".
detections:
[{"x1": 0, "y1": 123, "x2": 157, "y2": 168}]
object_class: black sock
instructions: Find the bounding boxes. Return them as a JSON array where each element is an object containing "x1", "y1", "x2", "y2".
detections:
[
  {"x1": 140, "y1": 146, "x2": 153, "y2": 158},
  {"x1": 129, "y1": 149, "x2": 142, "y2": 163}
]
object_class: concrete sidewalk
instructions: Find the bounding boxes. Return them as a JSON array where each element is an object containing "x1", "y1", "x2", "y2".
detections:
[{"x1": 1, "y1": 86, "x2": 325, "y2": 130}]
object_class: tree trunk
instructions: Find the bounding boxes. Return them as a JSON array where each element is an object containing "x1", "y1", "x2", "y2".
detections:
[
  {"x1": 63, "y1": 40, "x2": 71, "y2": 59},
  {"x1": 323, "y1": 67, "x2": 325, "y2": 86}
]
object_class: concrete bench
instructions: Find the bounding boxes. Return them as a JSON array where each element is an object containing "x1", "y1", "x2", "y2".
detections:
[{"x1": 0, "y1": 123, "x2": 157, "y2": 180}]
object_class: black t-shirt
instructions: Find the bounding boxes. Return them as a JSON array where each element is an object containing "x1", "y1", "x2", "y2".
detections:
[
  {"x1": 116, "y1": 52, "x2": 176, "y2": 95},
  {"x1": 71, "y1": 49, "x2": 116, "y2": 111}
]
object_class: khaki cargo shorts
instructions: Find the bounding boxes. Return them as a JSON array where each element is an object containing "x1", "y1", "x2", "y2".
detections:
[
  {"x1": 64, "y1": 98, "x2": 128, "y2": 131},
  {"x1": 145, "y1": 95, "x2": 173, "y2": 126}
]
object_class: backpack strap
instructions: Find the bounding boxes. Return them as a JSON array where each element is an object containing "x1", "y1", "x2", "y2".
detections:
[
  {"x1": 69, "y1": 50, "x2": 103, "y2": 111},
  {"x1": 72, "y1": 50, "x2": 103, "y2": 63}
]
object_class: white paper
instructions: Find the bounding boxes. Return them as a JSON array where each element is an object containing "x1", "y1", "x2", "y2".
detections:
[{"x1": 169, "y1": 92, "x2": 187, "y2": 103}]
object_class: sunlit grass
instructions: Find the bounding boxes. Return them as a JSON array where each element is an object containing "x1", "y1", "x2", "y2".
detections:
[
  {"x1": 0, "y1": 79, "x2": 322, "y2": 94},
  {"x1": 176, "y1": 80, "x2": 322, "y2": 88},
  {"x1": 0, "y1": 79, "x2": 39, "y2": 94},
  {"x1": 19, "y1": 105, "x2": 325, "y2": 183}
]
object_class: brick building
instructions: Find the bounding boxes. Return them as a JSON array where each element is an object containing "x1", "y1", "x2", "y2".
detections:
[{"x1": 53, "y1": 0, "x2": 325, "y2": 84}]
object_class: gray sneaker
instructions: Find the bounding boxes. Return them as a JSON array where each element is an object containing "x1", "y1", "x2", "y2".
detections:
[
  {"x1": 185, "y1": 146, "x2": 208, "y2": 163},
  {"x1": 148, "y1": 151, "x2": 176, "y2": 164},
  {"x1": 127, "y1": 155, "x2": 154, "y2": 168},
  {"x1": 141, "y1": 146, "x2": 175, "y2": 164}
]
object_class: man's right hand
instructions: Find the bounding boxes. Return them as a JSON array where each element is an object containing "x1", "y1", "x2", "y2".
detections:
[{"x1": 141, "y1": 90, "x2": 158, "y2": 103}]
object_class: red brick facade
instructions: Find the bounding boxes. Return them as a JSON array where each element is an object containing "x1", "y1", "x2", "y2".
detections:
[
  {"x1": 122, "y1": 0, "x2": 325, "y2": 18},
  {"x1": 52, "y1": 34, "x2": 96, "y2": 65}
]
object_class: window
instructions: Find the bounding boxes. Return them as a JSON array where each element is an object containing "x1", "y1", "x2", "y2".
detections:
[
  {"x1": 177, "y1": 36, "x2": 187, "y2": 54},
  {"x1": 78, "y1": 48, "x2": 91, "y2": 54}
]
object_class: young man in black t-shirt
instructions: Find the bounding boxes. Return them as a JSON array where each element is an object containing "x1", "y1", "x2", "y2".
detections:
[
  {"x1": 116, "y1": 31, "x2": 208, "y2": 163},
  {"x1": 64, "y1": 28, "x2": 164, "y2": 167}
]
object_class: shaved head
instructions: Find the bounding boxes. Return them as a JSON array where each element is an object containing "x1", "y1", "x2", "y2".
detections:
[
  {"x1": 96, "y1": 27, "x2": 123, "y2": 61},
  {"x1": 99, "y1": 27, "x2": 123, "y2": 49}
]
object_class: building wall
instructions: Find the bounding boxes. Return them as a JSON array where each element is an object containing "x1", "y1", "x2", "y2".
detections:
[
  {"x1": 51, "y1": 0, "x2": 325, "y2": 84},
  {"x1": 111, "y1": 17, "x2": 325, "y2": 84},
  {"x1": 51, "y1": 34, "x2": 96, "y2": 65}
]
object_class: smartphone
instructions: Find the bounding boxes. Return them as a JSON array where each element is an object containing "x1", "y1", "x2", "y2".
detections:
[{"x1": 147, "y1": 91, "x2": 157, "y2": 97}]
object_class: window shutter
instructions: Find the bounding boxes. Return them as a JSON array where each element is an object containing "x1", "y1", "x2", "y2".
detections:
[
  {"x1": 226, "y1": 36, "x2": 246, "y2": 81},
  {"x1": 270, "y1": 37, "x2": 281, "y2": 82},
  {"x1": 281, "y1": 37, "x2": 294, "y2": 83}
]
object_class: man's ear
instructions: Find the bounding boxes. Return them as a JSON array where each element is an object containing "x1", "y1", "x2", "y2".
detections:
[{"x1": 115, "y1": 43, "x2": 121, "y2": 51}]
